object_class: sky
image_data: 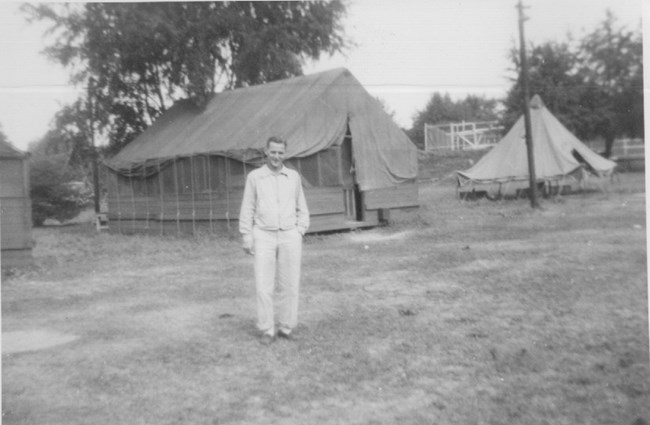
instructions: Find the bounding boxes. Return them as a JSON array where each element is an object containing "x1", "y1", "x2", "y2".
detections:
[{"x1": 0, "y1": 0, "x2": 644, "y2": 151}]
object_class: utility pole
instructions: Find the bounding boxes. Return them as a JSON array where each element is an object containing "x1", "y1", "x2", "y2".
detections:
[
  {"x1": 517, "y1": 0, "x2": 540, "y2": 208},
  {"x1": 88, "y1": 77, "x2": 100, "y2": 214}
]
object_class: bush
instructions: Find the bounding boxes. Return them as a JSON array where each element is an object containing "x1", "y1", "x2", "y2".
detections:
[{"x1": 30, "y1": 155, "x2": 93, "y2": 226}]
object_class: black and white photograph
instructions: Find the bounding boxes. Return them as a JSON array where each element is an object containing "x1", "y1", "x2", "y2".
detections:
[{"x1": 1, "y1": 0, "x2": 647, "y2": 424}]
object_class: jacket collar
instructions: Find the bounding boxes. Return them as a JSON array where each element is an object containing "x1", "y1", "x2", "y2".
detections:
[{"x1": 261, "y1": 164, "x2": 289, "y2": 176}]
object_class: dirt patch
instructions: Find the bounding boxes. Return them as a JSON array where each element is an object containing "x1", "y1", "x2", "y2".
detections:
[{"x1": 2, "y1": 330, "x2": 79, "y2": 354}]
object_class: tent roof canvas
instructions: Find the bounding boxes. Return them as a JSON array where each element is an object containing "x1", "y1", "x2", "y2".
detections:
[
  {"x1": 108, "y1": 68, "x2": 418, "y2": 191},
  {"x1": 457, "y1": 95, "x2": 616, "y2": 185}
]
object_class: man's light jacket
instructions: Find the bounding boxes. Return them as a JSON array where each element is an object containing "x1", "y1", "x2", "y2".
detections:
[{"x1": 239, "y1": 164, "x2": 310, "y2": 244}]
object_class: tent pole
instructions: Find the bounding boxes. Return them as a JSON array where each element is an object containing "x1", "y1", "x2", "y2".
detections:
[
  {"x1": 114, "y1": 171, "x2": 122, "y2": 234},
  {"x1": 190, "y1": 156, "x2": 196, "y2": 235},
  {"x1": 207, "y1": 156, "x2": 214, "y2": 234},
  {"x1": 173, "y1": 158, "x2": 180, "y2": 235},
  {"x1": 159, "y1": 162, "x2": 164, "y2": 236},
  {"x1": 129, "y1": 172, "x2": 136, "y2": 233},
  {"x1": 143, "y1": 166, "x2": 149, "y2": 232},
  {"x1": 517, "y1": 0, "x2": 540, "y2": 209},
  {"x1": 226, "y1": 156, "x2": 232, "y2": 231}
]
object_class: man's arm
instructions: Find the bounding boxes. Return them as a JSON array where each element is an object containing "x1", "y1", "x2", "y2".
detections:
[
  {"x1": 295, "y1": 175, "x2": 309, "y2": 236},
  {"x1": 239, "y1": 173, "x2": 256, "y2": 254}
]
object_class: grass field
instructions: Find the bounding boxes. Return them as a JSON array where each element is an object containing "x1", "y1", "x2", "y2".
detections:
[{"x1": 2, "y1": 163, "x2": 648, "y2": 425}]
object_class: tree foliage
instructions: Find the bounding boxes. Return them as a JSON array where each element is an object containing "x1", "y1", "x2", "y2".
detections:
[
  {"x1": 29, "y1": 155, "x2": 92, "y2": 226},
  {"x1": 29, "y1": 101, "x2": 94, "y2": 167},
  {"x1": 408, "y1": 93, "x2": 499, "y2": 149},
  {"x1": 578, "y1": 11, "x2": 644, "y2": 148},
  {"x1": 503, "y1": 11, "x2": 642, "y2": 156},
  {"x1": 23, "y1": 1, "x2": 348, "y2": 154},
  {"x1": 502, "y1": 41, "x2": 583, "y2": 131}
]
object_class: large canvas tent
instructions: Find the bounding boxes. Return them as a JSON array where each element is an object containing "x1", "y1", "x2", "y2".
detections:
[
  {"x1": 105, "y1": 68, "x2": 419, "y2": 234},
  {"x1": 456, "y1": 95, "x2": 616, "y2": 195},
  {"x1": 1, "y1": 139, "x2": 33, "y2": 268}
]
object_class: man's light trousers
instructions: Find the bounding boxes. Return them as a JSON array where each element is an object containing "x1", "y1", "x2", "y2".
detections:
[{"x1": 253, "y1": 227, "x2": 302, "y2": 335}]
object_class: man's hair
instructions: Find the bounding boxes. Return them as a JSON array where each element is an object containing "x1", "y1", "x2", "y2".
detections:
[{"x1": 267, "y1": 136, "x2": 287, "y2": 148}]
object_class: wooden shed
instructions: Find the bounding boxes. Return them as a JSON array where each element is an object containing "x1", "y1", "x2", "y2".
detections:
[
  {"x1": 1, "y1": 139, "x2": 33, "y2": 268},
  {"x1": 104, "y1": 68, "x2": 419, "y2": 235}
]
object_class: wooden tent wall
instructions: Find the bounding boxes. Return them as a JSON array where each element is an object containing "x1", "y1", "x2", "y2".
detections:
[
  {"x1": 105, "y1": 155, "x2": 247, "y2": 235},
  {"x1": 105, "y1": 140, "x2": 418, "y2": 235},
  {"x1": 1, "y1": 155, "x2": 33, "y2": 268}
]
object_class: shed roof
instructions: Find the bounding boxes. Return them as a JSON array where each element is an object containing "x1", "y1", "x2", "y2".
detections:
[{"x1": 0, "y1": 139, "x2": 27, "y2": 159}]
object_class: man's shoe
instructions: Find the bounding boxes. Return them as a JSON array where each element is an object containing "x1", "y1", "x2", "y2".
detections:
[
  {"x1": 259, "y1": 334, "x2": 274, "y2": 346},
  {"x1": 277, "y1": 330, "x2": 295, "y2": 341}
]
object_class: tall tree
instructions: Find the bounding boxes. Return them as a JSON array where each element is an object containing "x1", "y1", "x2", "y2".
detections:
[
  {"x1": 578, "y1": 11, "x2": 643, "y2": 156},
  {"x1": 503, "y1": 11, "x2": 642, "y2": 157},
  {"x1": 502, "y1": 40, "x2": 583, "y2": 133},
  {"x1": 30, "y1": 101, "x2": 94, "y2": 166},
  {"x1": 408, "y1": 93, "x2": 499, "y2": 149},
  {"x1": 23, "y1": 1, "x2": 348, "y2": 154}
]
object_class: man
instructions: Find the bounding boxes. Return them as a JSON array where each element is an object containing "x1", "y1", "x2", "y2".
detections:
[{"x1": 239, "y1": 136, "x2": 310, "y2": 345}]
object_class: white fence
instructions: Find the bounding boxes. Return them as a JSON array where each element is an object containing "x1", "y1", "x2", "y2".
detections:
[
  {"x1": 611, "y1": 138, "x2": 644, "y2": 159},
  {"x1": 424, "y1": 121, "x2": 503, "y2": 151}
]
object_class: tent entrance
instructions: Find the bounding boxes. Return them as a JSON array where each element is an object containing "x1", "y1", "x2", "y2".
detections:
[
  {"x1": 341, "y1": 134, "x2": 364, "y2": 221},
  {"x1": 343, "y1": 185, "x2": 364, "y2": 221}
]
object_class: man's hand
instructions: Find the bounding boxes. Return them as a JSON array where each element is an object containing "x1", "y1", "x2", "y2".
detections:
[{"x1": 242, "y1": 235, "x2": 254, "y2": 255}]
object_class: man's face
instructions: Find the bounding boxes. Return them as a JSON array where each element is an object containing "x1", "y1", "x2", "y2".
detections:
[{"x1": 265, "y1": 141, "x2": 286, "y2": 171}]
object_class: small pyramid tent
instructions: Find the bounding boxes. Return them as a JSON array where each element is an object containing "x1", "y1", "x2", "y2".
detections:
[
  {"x1": 104, "y1": 68, "x2": 419, "y2": 235},
  {"x1": 457, "y1": 95, "x2": 616, "y2": 187}
]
